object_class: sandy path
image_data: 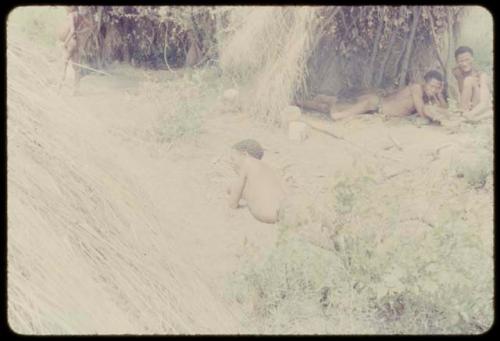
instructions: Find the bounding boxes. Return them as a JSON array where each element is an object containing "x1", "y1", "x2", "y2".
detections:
[
  {"x1": 8, "y1": 56, "x2": 492, "y2": 333},
  {"x1": 72, "y1": 70, "x2": 487, "y2": 289}
]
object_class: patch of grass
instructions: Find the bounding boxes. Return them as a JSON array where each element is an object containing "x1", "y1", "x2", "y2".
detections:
[
  {"x1": 229, "y1": 167, "x2": 493, "y2": 334},
  {"x1": 137, "y1": 66, "x2": 223, "y2": 144},
  {"x1": 156, "y1": 96, "x2": 204, "y2": 144},
  {"x1": 452, "y1": 147, "x2": 492, "y2": 190}
]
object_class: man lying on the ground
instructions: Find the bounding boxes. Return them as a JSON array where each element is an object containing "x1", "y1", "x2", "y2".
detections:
[
  {"x1": 452, "y1": 46, "x2": 492, "y2": 122},
  {"x1": 294, "y1": 70, "x2": 449, "y2": 126}
]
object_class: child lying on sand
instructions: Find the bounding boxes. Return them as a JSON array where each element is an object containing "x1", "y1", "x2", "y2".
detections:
[{"x1": 227, "y1": 139, "x2": 285, "y2": 224}]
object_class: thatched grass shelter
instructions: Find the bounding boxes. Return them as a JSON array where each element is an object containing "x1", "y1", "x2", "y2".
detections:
[{"x1": 72, "y1": 6, "x2": 465, "y2": 121}]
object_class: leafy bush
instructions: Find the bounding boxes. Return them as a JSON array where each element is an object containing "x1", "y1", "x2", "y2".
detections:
[
  {"x1": 137, "y1": 67, "x2": 223, "y2": 144},
  {"x1": 229, "y1": 166, "x2": 493, "y2": 334}
]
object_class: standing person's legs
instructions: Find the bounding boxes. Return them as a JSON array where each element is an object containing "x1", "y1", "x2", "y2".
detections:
[
  {"x1": 59, "y1": 48, "x2": 71, "y2": 91},
  {"x1": 59, "y1": 38, "x2": 77, "y2": 92},
  {"x1": 70, "y1": 45, "x2": 82, "y2": 95},
  {"x1": 71, "y1": 59, "x2": 81, "y2": 95}
]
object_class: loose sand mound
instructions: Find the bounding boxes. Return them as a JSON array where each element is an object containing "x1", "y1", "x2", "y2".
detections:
[{"x1": 7, "y1": 36, "x2": 241, "y2": 335}]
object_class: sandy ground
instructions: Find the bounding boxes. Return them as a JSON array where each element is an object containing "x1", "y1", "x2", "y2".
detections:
[{"x1": 7, "y1": 53, "x2": 493, "y2": 334}]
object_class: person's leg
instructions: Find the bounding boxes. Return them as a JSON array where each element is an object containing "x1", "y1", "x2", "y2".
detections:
[
  {"x1": 461, "y1": 77, "x2": 490, "y2": 121},
  {"x1": 329, "y1": 94, "x2": 379, "y2": 121},
  {"x1": 294, "y1": 97, "x2": 330, "y2": 114},
  {"x1": 466, "y1": 109, "x2": 493, "y2": 122},
  {"x1": 313, "y1": 94, "x2": 338, "y2": 106},
  {"x1": 459, "y1": 76, "x2": 475, "y2": 111},
  {"x1": 70, "y1": 45, "x2": 81, "y2": 95},
  {"x1": 470, "y1": 83, "x2": 481, "y2": 108},
  {"x1": 463, "y1": 103, "x2": 492, "y2": 122},
  {"x1": 59, "y1": 38, "x2": 77, "y2": 92},
  {"x1": 72, "y1": 64, "x2": 81, "y2": 95},
  {"x1": 59, "y1": 53, "x2": 70, "y2": 91},
  {"x1": 59, "y1": 49, "x2": 72, "y2": 91}
]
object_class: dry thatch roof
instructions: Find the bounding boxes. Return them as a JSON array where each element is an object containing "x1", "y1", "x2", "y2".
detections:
[{"x1": 73, "y1": 6, "x2": 464, "y2": 122}]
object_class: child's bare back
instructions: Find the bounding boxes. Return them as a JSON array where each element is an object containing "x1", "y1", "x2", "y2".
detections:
[{"x1": 227, "y1": 139, "x2": 285, "y2": 224}]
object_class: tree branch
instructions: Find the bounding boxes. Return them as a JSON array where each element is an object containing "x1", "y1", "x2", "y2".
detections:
[
  {"x1": 375, "y1": 26, "x2": 398, "y2": 87},
  {"x1": 398, "y1": 6, "x2": 422, "y2": 88},
  {"x1": 445, "y1": 7, "x2": 454, "y2": 71},
  {"x1": 365, "y1": 7, "x2": 385, "y2": 87},
  {"x1": 428, "y1": 8, "x2": 449, "y2": 97}
]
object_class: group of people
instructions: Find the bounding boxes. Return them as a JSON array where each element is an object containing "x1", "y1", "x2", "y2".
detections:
[
  {"x1": 227, "y1": 46, "x2": 492, "y2": 224},
  {"x1": 58, "y1": 8, "x2": 492, "y2": 224},
  {"x1": 294, "y1": 46, "x2": 491, "y2": 129},
  {"x1": 59, "y1": 6, "x2": 491, "y2": 122}
]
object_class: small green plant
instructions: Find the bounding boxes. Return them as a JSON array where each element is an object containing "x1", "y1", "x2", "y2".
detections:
[
  {"x1": 141, "y1": 67, "x2": 222, "y2": 144},
  {"x1": 156, "y1": 98, "x2": 203, "y2": 143},
  {"x1": 452, "y1": 150, "x2": 492, "y2": 189},
  {"x1": 229, "y1": 166, "x2": 493, "y2": 334}
]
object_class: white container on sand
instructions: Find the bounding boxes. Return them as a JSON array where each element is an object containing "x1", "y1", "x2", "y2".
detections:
[{"x1": 279, "y1": 105, "x2": 302, "y2": 127}]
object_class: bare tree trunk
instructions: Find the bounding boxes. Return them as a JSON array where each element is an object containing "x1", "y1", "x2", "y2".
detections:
[
  {"x1": 393, "y1": 33, "x2": 408, "y2": 81},
  {"x1": 445, "y1": 7, "x2": 454, "y2": 72},
  {"x1": 365, "y1": 7, "x2": 385, "y2": 87},
  {"x1": 94, "y1": 7, "x2": 104, "y2": 69},
  {"x1": 428, "y1": 7, "x2": 449, "y2": 96},
  {"x1": 339, "y1": 8, "x2": 347, "y2": 31},
  {"x1": 398, "y1": 6, "x2": 421, "y2": 88},
  {"x1": 376, "y1": 6, "x2": 405, "y2": 87},
  {"x1": 375, "y1": 23, "x2": 399, "y2": 88},
  {"x1": 311, "y1": 7, "x2": 341, "y2": 49}
]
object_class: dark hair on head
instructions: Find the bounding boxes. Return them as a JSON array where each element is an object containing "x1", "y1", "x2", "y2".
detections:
[
  {"x1": 455, "y1": 46, "x2": 474, "y2": 59},
  {"x1": 424, "y1": 70, "x2": 444, "y2": 83},
  {"x1": 232, "y1": 139, "x2": 264, "y2": 160}
]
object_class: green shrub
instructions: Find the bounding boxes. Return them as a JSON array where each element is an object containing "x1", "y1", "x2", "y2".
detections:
[
  {"x1": 229, "y1": 168, "x2": 493, "y2": 334},
  {"x1": 141, "y1": 67, "x2": 222, "y2": 144}
]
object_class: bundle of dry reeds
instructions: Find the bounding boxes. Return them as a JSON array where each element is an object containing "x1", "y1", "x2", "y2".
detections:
[{"x1": 7, "y1": 31, "x2": 239, "y2": 335}]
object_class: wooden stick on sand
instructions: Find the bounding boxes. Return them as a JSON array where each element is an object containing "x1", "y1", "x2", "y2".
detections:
[{"x1": 69, "y1": 61, "x2": 113, "y2": 77}]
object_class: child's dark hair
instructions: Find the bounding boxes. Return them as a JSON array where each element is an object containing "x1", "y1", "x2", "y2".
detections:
[
  {"x1": 455, "y1": 46, "x2": 474, "y2": 59},
  {"x1": 232, "y1": 139, "x2": 264, "y2": 160},
  {"x1": 424, "y1": 70, "x2": 444, "y2": 83},
  {"x1": 422, "y1": 70, "x2": 448, "y2": 104}
]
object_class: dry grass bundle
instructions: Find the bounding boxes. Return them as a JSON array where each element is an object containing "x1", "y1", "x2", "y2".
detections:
[
  {"x1": 7, "y1": 32, "x2": 239, "y2": 334},
  {"x1": 218, "y1": 7, "x2": 320, "y2": 124}
]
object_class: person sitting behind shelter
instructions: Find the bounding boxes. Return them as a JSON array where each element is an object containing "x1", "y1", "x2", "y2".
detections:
[
  {"x1": 452, "y1": 46, "x2": 492, "y2": 121},
  {"x1": 58, "y1": 6, "x2": 80, "y2": 93},
  {"x1": 295, "y1": 70, "x2": 449, "y2": 124},
  {"x1": 227, "y1": 139, "x2": 285, "y2": 224}
]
